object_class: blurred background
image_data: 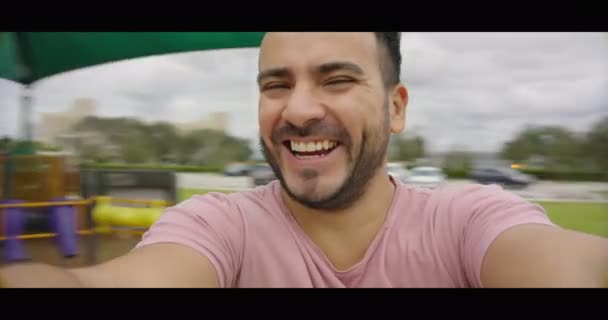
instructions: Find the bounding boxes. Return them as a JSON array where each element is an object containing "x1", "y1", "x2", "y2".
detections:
[{"x1": 0, "y1": 32, "x2": 607, "y2": 267}]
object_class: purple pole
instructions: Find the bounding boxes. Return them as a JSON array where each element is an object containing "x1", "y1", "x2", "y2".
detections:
[
  {"x1": 2, "y1": 199, "x2": 29, "y2": 262},
  {"x1": 49, "y1": 198, "x2": 79, "y2": 258}
]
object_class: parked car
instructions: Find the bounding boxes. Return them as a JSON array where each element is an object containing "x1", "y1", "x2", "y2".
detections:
[
  {"x1": 469, "y1": 167, "x2": 535, "y2": 189},
  {"x1": 249, "y1": 163, "x2": 276, "y2": 186},
  {"x1": 386, "y1": 162, "x2": 410, "y2": 182},
  {"x1": 223, "y1": 162, "x2": 253, "y2": 176},
  {"x1": 404, "y1": 166, "x2": 446, "y2": 188}
]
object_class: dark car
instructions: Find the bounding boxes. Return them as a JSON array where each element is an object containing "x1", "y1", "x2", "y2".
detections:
[
  {"x1": 469, "y1": 167, "x2": 535, "y2": 189},
  {"x1": 249, "y1": 163, "x2": 276, "y2": 186},
  {"x1": 223, "y1": 162, "x2": 252, "y2": 176}
]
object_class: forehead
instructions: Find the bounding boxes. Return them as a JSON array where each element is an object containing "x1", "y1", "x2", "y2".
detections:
[{"x1": 259, "y1": 32, "x2": 379, "y2": 72}]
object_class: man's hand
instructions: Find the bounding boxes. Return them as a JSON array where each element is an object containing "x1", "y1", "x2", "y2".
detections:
[{"x1": 481, "y1": 224, "x2": 608, "y2": 287}]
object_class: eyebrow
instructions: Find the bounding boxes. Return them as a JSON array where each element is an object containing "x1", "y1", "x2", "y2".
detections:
[
  {"x1": 256, "y1": 61, "x2": 365, "y2": 86},
  {"x1": 257, "y1": 67, "x2": 293, "y2": 86},
  {"x1": 316, "y1": 61, "x2": 364, "y2": 76}
]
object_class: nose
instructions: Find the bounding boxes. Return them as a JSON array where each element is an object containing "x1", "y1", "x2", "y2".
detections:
[{"x1": 281, "y1": 84, "x2": 326, "y2": 128}]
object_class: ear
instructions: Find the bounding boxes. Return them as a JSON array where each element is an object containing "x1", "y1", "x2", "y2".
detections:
[{"x1": 389, "y1": 84, "x2": 408, "y2": 134}]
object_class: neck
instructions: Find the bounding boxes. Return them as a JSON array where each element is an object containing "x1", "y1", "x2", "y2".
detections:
[{"x1": 282, "y1": 169, "x2": 397, "y2": 235}]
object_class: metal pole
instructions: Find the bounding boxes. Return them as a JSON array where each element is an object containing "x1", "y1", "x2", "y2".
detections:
[{"x1": 20, "y1": 84, "x2": 33, "y2": 142}]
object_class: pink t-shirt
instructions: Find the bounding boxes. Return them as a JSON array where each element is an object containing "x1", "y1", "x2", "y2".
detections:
[{"x1": 135, "y1": 178, "x2": 556, "y2": 288}]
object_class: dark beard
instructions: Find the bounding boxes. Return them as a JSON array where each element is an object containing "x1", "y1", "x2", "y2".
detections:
[{"x1": 259, "y1": 109, "x2": 390, "y2": 211}]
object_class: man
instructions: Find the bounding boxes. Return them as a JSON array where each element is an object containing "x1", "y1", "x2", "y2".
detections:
[{"x1": 1, "y1": 32, "x2": 607, "y2": 288}]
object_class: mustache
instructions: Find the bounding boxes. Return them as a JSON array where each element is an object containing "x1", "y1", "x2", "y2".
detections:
[{"x1": 270, "y1": 121, "x2": 352, "y2": 146}]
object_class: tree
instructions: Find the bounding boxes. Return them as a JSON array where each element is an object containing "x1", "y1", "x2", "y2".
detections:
[
  {"x1": 0, "y1": 136, "x2": 14, "y2": 153},
  {"x1": 390, "y1": 134, "x2": 425, "y2": 162},
  {"x1": 121, "y1": 143, "x2": 154, "y2": 164},
  {"x1": 32, "y1": 141, "x2": 62, "y2": 152},
  {"x1": 73, "y1": 116, "x2": 156, "y2": 163},
  {"x1": 71, "y1": 116, "x2": 253, "y2": 165},
  {"x1": 443, "y1": 150, "x2": 473, "y2": 171},
  {"x1": 141, "y1": 122, "x2": 180, "y2": 162},
  {"x1": 176, "y1": 130, "x2": 205, "y2": 164},
  {"x1": 178, "y1": 129, "x2": 252, "y2": 166},
  {"x1": 500, "y1": 125, "x2": 585, "y2": 169},
  {"x1": 79, "y1": 144, "x2": 114, "y2": 163},
  {"x1": 585, "y1": 115, "x2": 608, "y2": 170}
]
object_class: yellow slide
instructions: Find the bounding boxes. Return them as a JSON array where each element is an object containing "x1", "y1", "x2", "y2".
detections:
[{"x1": 92, "y1": 197, "x2": 165, "y2": 233}]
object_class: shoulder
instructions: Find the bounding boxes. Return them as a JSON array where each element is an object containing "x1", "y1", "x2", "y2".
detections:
[
  {"x1": 424, "y1": 182, "x2": 554, "y2": 235},
  {"x1": 390, "y1": 181, "x2": 541, "y2": 236},
  {"x1": 413, "y1": 182, "x2": 545, "y2": 219},
  {"x1": 395, "y1": 182, "x2": 555, "y2": 287},
  {"x1": 136, "y1": 185, "x2": 281, "y2": 289},
  {"x1": 432, "y1": 183, "x2": 554, "y2": 287},
  {"x1": 170, "y1": 181, "x2": 282, "y2": 221},
  {"x1": 393, "y1": 182, "x2": 516, "y2": 216}
]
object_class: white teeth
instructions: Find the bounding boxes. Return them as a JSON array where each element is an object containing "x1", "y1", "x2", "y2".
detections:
[
  {"x1": 306, "y1": 142, "x2": 315, "y2": 152},
  {"x1": 291, "y1": 141, "x2": 305, "y2": 152},
  {"x1": 295, "y1": 154, "x2": 323, "y2": 159},
  {"x1": 328, "y1": 142, "x2": 336, "y2": 150},
  {"x1": 289, "y1": 140, "x2": 338, "y2": 153}
]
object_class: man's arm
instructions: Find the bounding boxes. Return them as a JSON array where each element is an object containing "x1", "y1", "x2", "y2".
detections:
[
  {"x1": 481, "y1": 224, "x2": 608, "y2": 287},
  {"x1": 0, "y1": 243, "x2": 220, "y2": 288}
]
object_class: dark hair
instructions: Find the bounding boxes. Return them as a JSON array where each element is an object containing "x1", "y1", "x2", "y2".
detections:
[{"x1": 374, "y1": 32, "x2": 402, "y2": 88}]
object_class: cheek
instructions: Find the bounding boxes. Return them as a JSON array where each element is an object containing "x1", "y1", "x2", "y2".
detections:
[
  {"x1": 329, "y1": 101, "x2": 367, "y2": 146},
  {"x1": 332, "y1": 86, "x2": 379, "y2": 114},
  {"x1": 258, "y1": 100, "x2": 284, "y2": 147},
  {"x1": 258, "y1": 100, "x2": 277, "y2": 129}
]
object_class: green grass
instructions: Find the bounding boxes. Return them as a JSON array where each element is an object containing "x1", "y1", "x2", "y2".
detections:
[
  {"x1": 534, "y1": 201, "x2": 608, "y2": 237},
  {"x1": 177, "y1": 188, "x2": 608, "y2": 238},
  {"x1": 594, "y1": 190, "x2": 608, "y2": 198},
  {"x1": 178, "y1": 188, "x2": 232, "y2": 201}
]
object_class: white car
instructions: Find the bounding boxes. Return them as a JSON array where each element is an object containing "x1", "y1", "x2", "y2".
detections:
[
  {"x1": 404, "y1": 166, "x2": 446, "y2": 188},
  {"x1": 386, "y1": 162, "x2": 410, "y2": 182}
]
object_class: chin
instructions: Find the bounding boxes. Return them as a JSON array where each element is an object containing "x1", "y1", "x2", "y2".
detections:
[{"x1": 283, "y1": 172, "x2": 347, "y2": 203}]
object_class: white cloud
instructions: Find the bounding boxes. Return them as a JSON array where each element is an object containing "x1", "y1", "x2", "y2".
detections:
[
  {"x1": 1, "y1": 32, "x2": 607, "y2": 153},
  {"x1": 400, "y1": 32, "x2": 608, "y2": 152}
]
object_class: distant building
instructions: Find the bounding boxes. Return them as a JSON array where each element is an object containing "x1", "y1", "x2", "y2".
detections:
[
  {"x1": 54, "y1": 131, "x2": 119, "y2": 158},
  {"x1": 177, "y1": 112, "x2": 229, "y2": 134},
  {"x1": 37, "y1": 98, "x2": 97, "y2": 145}
]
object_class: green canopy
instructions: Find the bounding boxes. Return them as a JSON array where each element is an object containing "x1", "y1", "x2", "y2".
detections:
[
  {"x1": 0, "y1": 32, "x2": 266, "y2": 85},
  {"x1": 0, "y1": 32, "x2": 265, "y2": 145}
]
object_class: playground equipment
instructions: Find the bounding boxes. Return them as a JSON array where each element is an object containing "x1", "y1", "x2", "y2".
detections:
[
  {"x1": 1, "y1": 153, "x2": 83, "y2": 261},
  {"x1": 0, "y1": 196, "x2": 171, "y2": 263},
  {"x1": 0, "y1": 165, "x2": 177, "y2": 264},
  {"x1": 79, "y1": 168, "x2": 177, "y2": 204},
  {"x1": 92, "y1": 196, "x2": 166, "y2": 233},
  {"x1": 0, "y1": 32, "x2": 265, "y2": 264},
  {"x1": 1, "y1": 153, "x2": 80, "y2": 202},
  {"x1": 1, "y1": 199, "x2": 28, "y2": 261},
  {"x1": 0, "y1": 198, "x2": 90, "y2": 262}
]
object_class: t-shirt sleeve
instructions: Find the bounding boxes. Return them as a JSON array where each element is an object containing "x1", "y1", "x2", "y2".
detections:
[
  {"x1": 134, "y1": 192, "x2": 245, "y2": 288},
  {"x1": 442, "y1": 184, "x2": 557, "y2": 288}
]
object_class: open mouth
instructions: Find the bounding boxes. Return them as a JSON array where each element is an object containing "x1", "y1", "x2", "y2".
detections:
[{"x1": 282, "y1": 139, "x2": 340, "y2": 159}]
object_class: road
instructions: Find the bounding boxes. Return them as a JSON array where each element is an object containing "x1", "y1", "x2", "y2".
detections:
[
  {"x1": 177, "y1": 173, "x2": 254, "y2": 191},
  {"x1": 445, "y1": 179, "x2": 608, "y2": 202},
  {"x1": 177, "y1": 173, "x2": 608, "y2": 202}
]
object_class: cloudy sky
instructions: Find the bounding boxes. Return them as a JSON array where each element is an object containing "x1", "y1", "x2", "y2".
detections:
[{"x1": 1, "y1": 32, "x2": 607, "y2": 153}]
